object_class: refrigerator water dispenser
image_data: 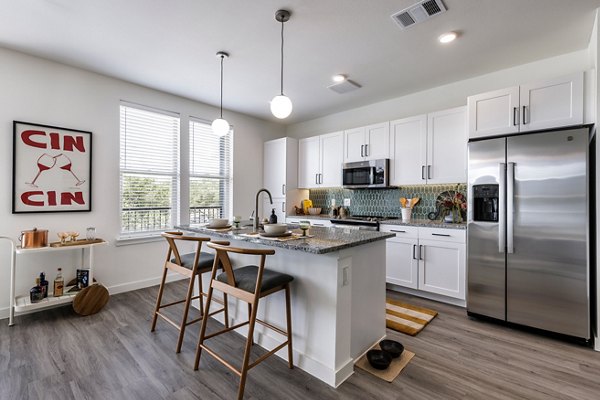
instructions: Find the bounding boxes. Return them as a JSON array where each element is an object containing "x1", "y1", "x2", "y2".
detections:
[{"x1": 473, "y1": 184, "x2": 498, "y2": 222}]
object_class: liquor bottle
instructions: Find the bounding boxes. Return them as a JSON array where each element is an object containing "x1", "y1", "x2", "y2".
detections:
[
  {"x1": 30, "y1": 277, "x2": 43, "y2": 303},
  {"x1": 39, "y1": 272, "x2": 49, "y2": 298},
  {"x1": 53, "y1": 268, "x2": 64, "y2": 297}
]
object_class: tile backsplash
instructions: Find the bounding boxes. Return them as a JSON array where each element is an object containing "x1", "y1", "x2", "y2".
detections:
[{"x1": 309, "y1": 184, "x2": 467, "y2": 219}]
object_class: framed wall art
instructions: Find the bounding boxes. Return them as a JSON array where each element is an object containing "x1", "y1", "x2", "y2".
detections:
[{"x1": 12, "y1": 121, "x2": 92, "y2": 213}]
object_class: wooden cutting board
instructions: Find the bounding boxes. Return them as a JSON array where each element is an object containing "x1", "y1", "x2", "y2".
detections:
[{"x1": 73, "y1": 284, "x2": 109, "y2": 316}]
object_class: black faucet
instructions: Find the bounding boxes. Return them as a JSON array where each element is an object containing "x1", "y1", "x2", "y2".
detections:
[{"x1": 254, "y1": 188, "x2": 273, "y2": 233}]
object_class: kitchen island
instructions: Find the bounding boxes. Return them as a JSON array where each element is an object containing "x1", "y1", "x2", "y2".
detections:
[{"x1": 176, "y1": 224, "x2": 394, "y2": 387}]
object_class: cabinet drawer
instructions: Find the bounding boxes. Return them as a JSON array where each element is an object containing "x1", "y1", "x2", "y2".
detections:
[
  {"x1": 418, "y1": 227, "x2": 465, "y2": 243},
  {"x1": 380, "y1": 224, "x2": 419, "y2": 239}
]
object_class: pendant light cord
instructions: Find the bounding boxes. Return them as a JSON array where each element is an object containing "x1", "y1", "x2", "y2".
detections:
[
  {"x1": 219, "y1": 54, "x2": 224, "y2": 118},
  {"x1": 280, "y1": 18, "x2": 284, "y2": 96}
]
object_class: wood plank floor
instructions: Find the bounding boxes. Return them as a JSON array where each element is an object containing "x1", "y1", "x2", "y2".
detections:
[{"x1": 1, "y1": 281, "x2": 599, "y2": 400}]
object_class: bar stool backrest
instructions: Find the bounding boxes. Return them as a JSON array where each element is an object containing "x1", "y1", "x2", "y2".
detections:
[{"x1": 161, "y1": 231, "x2": 211, "y2": 271}]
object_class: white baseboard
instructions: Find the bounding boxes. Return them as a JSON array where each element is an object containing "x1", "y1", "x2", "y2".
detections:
[{"x1": 387, "y1": 283, "x2": 467, "y2": 308}]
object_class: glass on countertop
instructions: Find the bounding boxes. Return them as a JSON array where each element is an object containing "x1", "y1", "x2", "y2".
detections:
[{"x1": 299, "y1": 220, "x2": 310, "y2": 236}]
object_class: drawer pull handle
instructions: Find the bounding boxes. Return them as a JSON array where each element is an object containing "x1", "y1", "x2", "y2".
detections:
[
  {"x1": 313, "y1": 224, "x2": 324, "y2": 226},
  {"x1": 390, "y1": 230, "x2": 406, "y2": 233},
  {"x1": 431, "y1": 233, "x2": 451, "y2": 237}
]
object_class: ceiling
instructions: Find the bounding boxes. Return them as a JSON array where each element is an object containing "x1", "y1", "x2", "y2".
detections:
[{"x1": 0, "y1": 0, "x2": 599, "y2": 125}]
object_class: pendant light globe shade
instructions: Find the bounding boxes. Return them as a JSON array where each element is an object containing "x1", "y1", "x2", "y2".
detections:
[
  {"x1": 211, "y1": 118, "x2": 230, "y2": 136},
  {"x1": 270, "y1": 95, "x2": 293, "y2": 119}
]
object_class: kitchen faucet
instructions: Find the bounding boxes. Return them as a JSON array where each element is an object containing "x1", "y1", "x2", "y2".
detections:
[{"x1": 254, "y1": 188, "x2": 273, "y2": 233}]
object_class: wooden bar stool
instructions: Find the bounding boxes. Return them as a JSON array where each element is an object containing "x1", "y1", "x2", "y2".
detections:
[
  {"x1": 194, "y1": 242, "x2": 294, "y2": 400},
  {"x1": 151, "y1": 231, "x2": 229, "y2": 353}
]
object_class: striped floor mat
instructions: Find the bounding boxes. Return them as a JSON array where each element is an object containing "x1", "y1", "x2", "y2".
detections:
[{"x1": 386, "y1": 298, "x2": 438, "y2": 336}]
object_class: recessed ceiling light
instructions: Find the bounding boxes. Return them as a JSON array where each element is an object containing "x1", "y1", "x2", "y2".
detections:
[
  {"x1": 438, "y1": 31, "x2": 457, "y2": 44},
  {"x1": 332, "y1": 74, "x2": 347, "y2": 82}
]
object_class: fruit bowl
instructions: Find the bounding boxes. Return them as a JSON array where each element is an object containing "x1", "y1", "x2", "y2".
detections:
[{"x1": 307, "y1": 207, "x2": 322, "y2": 215}]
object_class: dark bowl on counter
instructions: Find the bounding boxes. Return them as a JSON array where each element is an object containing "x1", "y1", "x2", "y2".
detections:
[
  {"x1": 379, "y1": 339, "x2": 404, "y2": 358},
  {"x1": 366, "y1": 349, "x2": 392, "y2": 370}
]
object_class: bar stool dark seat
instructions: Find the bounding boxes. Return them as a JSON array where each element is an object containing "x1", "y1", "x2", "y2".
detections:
[
  {"x1": 151, "y1": 231, "x2": 228, "y2": 353},
  {"x1": 194, "y1": 242, "x2": 294, "y2": 400}
]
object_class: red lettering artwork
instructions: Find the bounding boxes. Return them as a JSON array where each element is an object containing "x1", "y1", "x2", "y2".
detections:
[
  {"x1": 21, "y1": 191, "x2": 86, "y2": 207},
  {"x1": 21, "y1": 130, "x2": 86, "y2": 153}
]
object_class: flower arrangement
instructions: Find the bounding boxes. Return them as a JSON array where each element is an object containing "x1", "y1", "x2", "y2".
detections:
[{"x1": 440, "y1": 186, "x2": 467, "y2": 223}]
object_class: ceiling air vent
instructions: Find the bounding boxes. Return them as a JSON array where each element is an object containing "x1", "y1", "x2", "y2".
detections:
[
  {"x1": 327, "y1": 80, "x2": 361, "y2": 94},
  {"x1": 391, "y1": 0, "x2": 447, "y2": 30}
]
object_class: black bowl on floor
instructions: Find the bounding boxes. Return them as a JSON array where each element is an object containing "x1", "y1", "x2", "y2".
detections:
[
  {"x1": 366, "y1": 349, "x2": 392, "y2": 370},
  {"x1": 379, "y1": 339, "x2": 404, "y2": 358}
]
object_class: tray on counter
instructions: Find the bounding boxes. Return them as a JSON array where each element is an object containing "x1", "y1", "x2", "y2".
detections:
[{"x1": 49, "y1": 239, "x2": 105, "y2": 247}]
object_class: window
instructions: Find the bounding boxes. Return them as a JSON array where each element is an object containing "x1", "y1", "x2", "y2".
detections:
[
  {"x1": 189, "y1": 118, "x2": 232, "y2": 224},
  {"x1": 120, "y1": 104, "x2": 180, "y2": 235}
]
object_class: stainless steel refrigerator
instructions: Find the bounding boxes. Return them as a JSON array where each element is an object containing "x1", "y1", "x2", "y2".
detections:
[{"x1": 467, "y1": 127, "x2": 590, "y2": 339}]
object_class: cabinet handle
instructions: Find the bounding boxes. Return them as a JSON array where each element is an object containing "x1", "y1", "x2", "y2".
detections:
[
  {"x1": 282, "y1": 184, "x2": 286, "y2": 195},
  {"x1": 282, "y1": 202, "x2": 285, "y2": 213},
  {"x1": 361, "y1": 144, "x2": 364, "y2": 157},
  {"x1": 391, "y1": 229, "x2": 406, "y2": 233},
  {"x1": 319, "y1": 173, "x2": 323, "y2": 184},
  {"x1": 522, "y1": 105, "x2": 527, "y2": 125},
  {"x1": 365, "y1": 144, "x2": 368, "y2": 157},
  {"x1": 427, "y1": 165, "x2": 432, "y2": 180},
  {"x1": 412, "y1": 244, "x2": 417, "y2": 260},
  {"x1": 421, "y1": 165, "x2": 426, "y2": 180},
  {"x1": 513, "y1": 107, "x2": 519, "y2": 126},
  {"x1": 315, "y1": 174, "x2": 318, "y2": 184},
  {"x1": 419, "y1": 245, "x2": 424, "y2": 260},
  {"x1": 431, "y1": 233, "x2": 451, "y2": 237}
]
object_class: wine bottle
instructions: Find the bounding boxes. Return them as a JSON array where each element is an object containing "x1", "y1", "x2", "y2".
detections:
[
  {"x1": 39, "y1": 272, "x2": 49, "y2": 298},
  {"x1": 53, "y1": 268, "x2": 64, "y2": 297},
  {"x1": 30, "y1": 277, "x2": 43, "y2": 303}
]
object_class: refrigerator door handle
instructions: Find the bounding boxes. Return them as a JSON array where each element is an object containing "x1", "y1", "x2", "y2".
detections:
[
  {"x1": 507, "y1": 162, "x2": 515, "y2": 253},
  {"x1": 498, "y1": 163, "x2": 506, "y2": 253}
]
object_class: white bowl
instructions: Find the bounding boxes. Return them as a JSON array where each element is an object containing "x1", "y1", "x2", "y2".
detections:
[
  {"x1": 208, "y1": 218, "x2": 229, "y2": 228},
  {"x1": 308, "y1": 207, "x2": 322, "y2": 215},
  {"x1": 263, "y1": 223, "x2": 288, "y2": 234}
]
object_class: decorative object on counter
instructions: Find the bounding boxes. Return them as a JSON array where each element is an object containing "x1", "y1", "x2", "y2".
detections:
[
  {"x1": 301, "y1": 199, "x2": 313, "y2": 214},
  {"x1": 233, "y1": 216, "x2": 242, "y2": 229},
  {"x1": 73, "y1": 283, "x2": 109, "y2": 316},
  {"x1": 86, "y1": 227, "x2": 96, "y2": 240},
  {"x1": 436, "y1": 186, "x2": 466, "y2": 223},
  {"x1": 76, "y1": 269, "x2": 90, "y2": 289},
  {"x1": 29, "y1": 277, "x2": 43, "y2": 303},
  {"x1": 57, "y1": 231, "x2": 69, "y2": 244},
  {"x1": 53, "y1": 268, "x2": 64, "y2": 297},
  {"x1": 401, "y1": 208, "x2": 412, "y2": 222},
  {"x1": 269, "y1": 209, "x2": 278, "y2": 224},
  {"x1": 355, "y1": 342, "x2": 415, "y2": 382},
  {"x1": 39, "y1": 271, "x2": 49, "y2": 298},
  {"x1": 299, "y1": 220, "x2": 310, "y2": 236},
  {"x1": 19, "y1": 227, "x2": 48, "y2": 248},
  {"x1": 338, "y1": 206, "x2": 348, "y2": 219},
  {"x1": 69, "y1": 231, "x2": 80, "y2": 241},
  {"x1": 263, "y1": 224, "x2": 287, "y2": 235},
  {"x1": 293, "y1": 205, "x2": 305, "y2": 215},
  {"x1": 207, "y1": 218, "x2": 229, "y2": 228},
  {"x1": 386, "y1": 298, "x2": 437, "y2": 336},
  {"x1": 308, "y1": 207, "x2": 322, "y2": 215},
  {"x1": 329, "y1": 205, "x2": 340, "y2": 218},
  {"x1": 12, "y1": 121, "x2": 92, "y2": 213}
]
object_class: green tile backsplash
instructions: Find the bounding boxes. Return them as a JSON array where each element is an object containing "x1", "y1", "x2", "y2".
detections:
[{"x1": 309, "y1": 184, "x2": 467, "y2": 220}]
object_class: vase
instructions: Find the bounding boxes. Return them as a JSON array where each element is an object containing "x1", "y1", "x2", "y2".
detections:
[{"x1": 452, "y1": 207, "x2": 463, "y2": 223}]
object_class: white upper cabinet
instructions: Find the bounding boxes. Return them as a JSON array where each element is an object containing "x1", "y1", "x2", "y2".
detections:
[
  {"x1": 391, "y1": 106, "x2": 466, "y2": 185},
  {"x1": 468, "y1": 72, "x2": 583, "y2": 139},
  {"x1": 298, "y1": 131, "x2": 343, "y2": 189},
  {"x1": 263, "y1": 137, "x2": 298, "y2": 197},
  {"x1": 343, "y1": 122, "x2": 390, "y2": 163},
  {"x1": 390, "y1": 115, "x2": 427, "y2": 186},
  {"x1": 427, "y1": 106, "x2": 467, "y2": 184}
]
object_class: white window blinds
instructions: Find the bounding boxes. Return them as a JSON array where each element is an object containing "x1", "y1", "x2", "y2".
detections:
[
  {"x1": 189, "y1": 119, "x2": 232, "y2": 223},
  {"x1": 120, "y1": 104, "x2": 180, "y2": 235}
]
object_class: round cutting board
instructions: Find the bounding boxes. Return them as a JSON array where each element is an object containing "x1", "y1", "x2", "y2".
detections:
[{"x1": 73, "y1": 284, "x2": 109, "y2": 316}]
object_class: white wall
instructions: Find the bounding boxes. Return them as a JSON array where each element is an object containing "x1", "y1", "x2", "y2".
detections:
[
  {"x1": 286, "y1": 49, "x2": 593, "y2": 138},
  {"x1": 0, "y1": 47, "x2": 284, "y2": 319}
]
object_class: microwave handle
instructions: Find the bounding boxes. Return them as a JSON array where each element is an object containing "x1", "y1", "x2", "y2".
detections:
[{"x1": 365, "y1": 144, "x2": 368, "y2": 157}]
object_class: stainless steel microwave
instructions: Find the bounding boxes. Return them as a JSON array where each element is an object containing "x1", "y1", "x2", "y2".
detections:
[{"x1": 342, "y1": 159, "x2": 389, "y2": 189}]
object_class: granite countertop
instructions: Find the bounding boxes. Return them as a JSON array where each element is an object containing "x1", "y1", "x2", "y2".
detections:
[
  {"x1": 176, "y1": 224, "x2": 394, "y2": 254},
  {"x1": 380, "y1": 218, "x2": 467, "y2": 230}
]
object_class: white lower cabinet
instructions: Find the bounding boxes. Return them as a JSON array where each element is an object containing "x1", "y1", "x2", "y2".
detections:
[{"x1": 381, "y1": 225, "x2": 466, "y2": 301}]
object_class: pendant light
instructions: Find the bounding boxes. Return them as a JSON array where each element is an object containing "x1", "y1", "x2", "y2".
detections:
[
  {"x1": 212, "y1": 51, "x2": 230, "y2": 136},
  {"x1": 270, "y1": 9, "x2": 293, "y2": 119}
]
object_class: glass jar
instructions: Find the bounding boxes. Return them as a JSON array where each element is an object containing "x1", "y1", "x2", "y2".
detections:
[{"x1": 86, "y1": 227, "x2": 96, "y2": 240}]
